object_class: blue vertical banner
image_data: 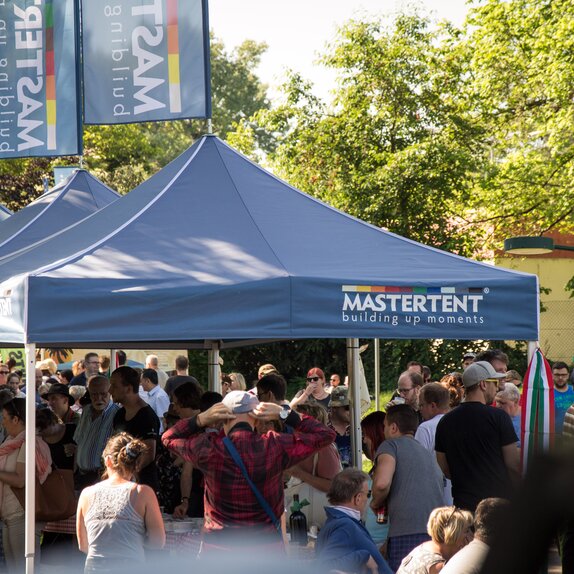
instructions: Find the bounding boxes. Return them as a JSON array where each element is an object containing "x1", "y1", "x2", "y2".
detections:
[
  {"x1": 81, "y1": 0, "x2": 211, "y2": 124},
  {"x1": 0, "y1": 0, "x2": 81, "y2": 158}
]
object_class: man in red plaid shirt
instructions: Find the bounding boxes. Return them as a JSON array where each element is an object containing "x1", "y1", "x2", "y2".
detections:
[{"x1": 162, "y1": 390, "x2": 336, "y2": 550}]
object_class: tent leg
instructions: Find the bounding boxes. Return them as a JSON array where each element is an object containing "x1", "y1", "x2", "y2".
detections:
[
  {"x1": 207, "y1": 342, "x2": 221, "y2": 393},
  {"x1": 374, "y1": 339, "x2": 380, "y2": 412},
  {"x1": 527, "y1": 341, "x2": 538, "y2": 363},
  {"x1": 25, "y1": 343, "x2": 36, "y2": 574},
  {"x1": 347, "y1": 338, "x2": 363, "y2": 468}
]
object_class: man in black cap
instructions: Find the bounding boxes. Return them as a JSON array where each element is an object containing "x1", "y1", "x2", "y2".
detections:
[{"x1": 42, "y1": 382, "x2": 81, "y2": 424}]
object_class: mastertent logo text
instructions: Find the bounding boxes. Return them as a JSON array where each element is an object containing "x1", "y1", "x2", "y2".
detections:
[{"x1": 341, "y1": 285, "x2": 487, "y2": 327}]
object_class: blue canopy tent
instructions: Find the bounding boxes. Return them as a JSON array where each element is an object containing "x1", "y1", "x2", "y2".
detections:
[
  {"x1": 0, "y1": 135, "x2": 538, "y2": 347},
  {"x1": 0, "y1": 136, "x2": 539, "y2": 572},
  {"x1": 0, "y1": 204, "x2": 12, "y2": 221},
  {"x1": 0, "y1": 169, "x2": 119, "y2": 261}
]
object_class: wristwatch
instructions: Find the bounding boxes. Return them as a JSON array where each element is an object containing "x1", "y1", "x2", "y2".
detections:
[{"x1": 279, "y1": 404, "x2": 291, "y2": 421}]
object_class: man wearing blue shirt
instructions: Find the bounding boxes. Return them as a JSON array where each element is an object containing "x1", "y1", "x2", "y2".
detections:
[
  {"x1": 553, "y1": 362, "x2": 574, "y2": 435},
  {"x1": 317, "y1": 469, "x2": 393, "y2": 574}
]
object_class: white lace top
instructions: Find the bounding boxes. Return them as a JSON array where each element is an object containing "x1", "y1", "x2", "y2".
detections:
[{"x1": 84, "y1": 481, "x2": 145, "y2": 569}]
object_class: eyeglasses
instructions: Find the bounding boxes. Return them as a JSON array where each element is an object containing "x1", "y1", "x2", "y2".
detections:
[
  {"x1": 0, "y1": 371, "x2": 9, "y2": 375},
  {"x1": 307, "y1": 376, "x2": 320, "y2": 382},
  {"x1": 397, "y1": 387, "x2": 414, "y2": 394}
]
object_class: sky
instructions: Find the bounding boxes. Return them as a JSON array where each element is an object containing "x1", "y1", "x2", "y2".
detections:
[{"x1": 209, "y1": 0, "x2": 471, "y2": 101}]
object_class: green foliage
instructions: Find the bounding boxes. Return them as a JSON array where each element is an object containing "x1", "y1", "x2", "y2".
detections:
[
  {"x1": 0, "y1": 158, "x2": 51, "y2": 211},
  {"x1": 0, "y1": 35, "x2": 270, "y2": 202},
  {"x1": 459, "y1": 0, "x2": 574, "y2": 241},
  {"x1": 187, "y1": 338, "x2": 527, "y2": 399},
  {"x1": 236, "y1": 14, "x2": 487, "y2": 257}
]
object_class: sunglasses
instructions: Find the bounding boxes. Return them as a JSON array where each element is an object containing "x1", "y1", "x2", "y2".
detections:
[
  {"x1": 484, "y1": 378, "x2": 502, "y2": 385},
  {"x1": 307, "y1": 376, "x2": 320, "y2": 382},
  {"x1": 0, "y1": 371, "x2": 9, "y2": 375}
]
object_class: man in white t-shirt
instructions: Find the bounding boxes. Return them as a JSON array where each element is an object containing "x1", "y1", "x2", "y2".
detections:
[
  {"x1": 442, "y1": 497, "x2": 509, "y2": 574},
  {"x1": 415, "y1": 383, "x2": 452, "y2": 505}
]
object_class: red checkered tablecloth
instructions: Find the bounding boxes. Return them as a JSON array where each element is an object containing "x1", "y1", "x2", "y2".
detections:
[{"x1": 44, "y1": 515, "x2": 76, "y2": 535}]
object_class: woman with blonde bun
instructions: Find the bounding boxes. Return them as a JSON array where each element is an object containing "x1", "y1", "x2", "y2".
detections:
[
  {"x1": 396, "y1": 506, "x2": 473, "y2": 574},
  {"x1": 76, "y1": 432, "x2": 165, "y2": 572}
]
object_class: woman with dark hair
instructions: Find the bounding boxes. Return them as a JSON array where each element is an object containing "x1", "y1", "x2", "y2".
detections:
[
  {"x1": 36, "y1": 409, "x2": 76, "y2": 471},
  {"x1": 76, "y1": 432, "x2": 165, "y2": 572},
  {"x1": 0, "y1": 398, "x2": 52, "y2": 572},
  {"x1": 361, "y1": 410, "x2": 390, "y2": 549},
  {"x1": 5, "y1": 374, "x2": 22, "y2": 398}
]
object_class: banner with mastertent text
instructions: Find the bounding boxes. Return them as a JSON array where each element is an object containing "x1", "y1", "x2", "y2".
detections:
[
  {"x1": 0, "y1": 0, "x2": 81, "y2": 158},
  {"x1": 81, "y1": 0, "x2": 211, "y2": 124}
]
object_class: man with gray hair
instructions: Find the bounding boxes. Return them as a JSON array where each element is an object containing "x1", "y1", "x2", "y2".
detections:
[
  {"x1": 74, "y1": 375, "x2": 120, "y2": 489},
  {"x1": 316, "y1": 469, "x2": 393, "y2": 574},
  {"x1": 162, "y1": 390, "x2": 335, "y2": 551},
  {"x1": 495, "y1": 384, "x2": 522, "y2": 447}
]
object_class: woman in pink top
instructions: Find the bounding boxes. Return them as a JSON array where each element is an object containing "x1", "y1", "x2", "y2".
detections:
[{"x1": 0, "y1": 398, "x2": 52, "y2": 572}]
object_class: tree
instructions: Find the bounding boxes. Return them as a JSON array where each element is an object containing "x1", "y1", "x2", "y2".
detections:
[
  {"x1": 0, "y1": 35, "x2": 270, "y2": 202},
  {"x1": 224, "y1": 11, "x2": 534, "y2": 378},
  {"x1": 236, "y1": 13, "x2": 487, "y2": 256},
  {"x1": 458, "y1": 0, "x2": 574, "y2": 241}
]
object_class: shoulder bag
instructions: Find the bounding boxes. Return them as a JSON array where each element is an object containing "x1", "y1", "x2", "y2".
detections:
[{"x1": 12, "y1": 465, "x2": 77, "y2": 522}]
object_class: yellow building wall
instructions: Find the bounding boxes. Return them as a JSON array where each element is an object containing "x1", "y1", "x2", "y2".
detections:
[{"x1": 496, "y1": 256, "x2": 574, "y2": 364}]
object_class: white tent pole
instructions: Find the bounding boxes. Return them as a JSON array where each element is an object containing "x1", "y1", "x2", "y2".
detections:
[
  {"x1": 110, "y1": 349, "x2": 117, "y2": 371},
  {"x1": 527, "y1": 341, "x2": 538, "y2": 363},
  {"x1": 347, "y1": 338, "x2": 363, "y2": 468},
  {"x1": 374, "y1": 339, "x2": 380, "y2": 412},
  {"x1": 24, "y1": 343, "x2": 36, "y2": 574},
  {"x1": 207, "y1": 342, "x2": 221, "y2": 393}
]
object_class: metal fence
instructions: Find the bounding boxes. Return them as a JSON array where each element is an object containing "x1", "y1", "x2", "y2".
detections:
[{"x1": 540, "y1": 300, "x2": 574, "y2": 364}]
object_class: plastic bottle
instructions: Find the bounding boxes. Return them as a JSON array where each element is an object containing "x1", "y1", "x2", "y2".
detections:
[{"x1": 289, "y1": 494, "x2": 309, "y2": 546}]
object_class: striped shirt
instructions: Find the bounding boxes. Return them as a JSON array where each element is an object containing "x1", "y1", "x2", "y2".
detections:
[{"x1": 74, "y1": 401, "x2": 120, "y2": 472}]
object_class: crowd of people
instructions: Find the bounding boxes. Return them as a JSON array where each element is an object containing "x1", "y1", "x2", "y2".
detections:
[{"x1": 0, "y1": 347, "x2": 570, "y2": 573}]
